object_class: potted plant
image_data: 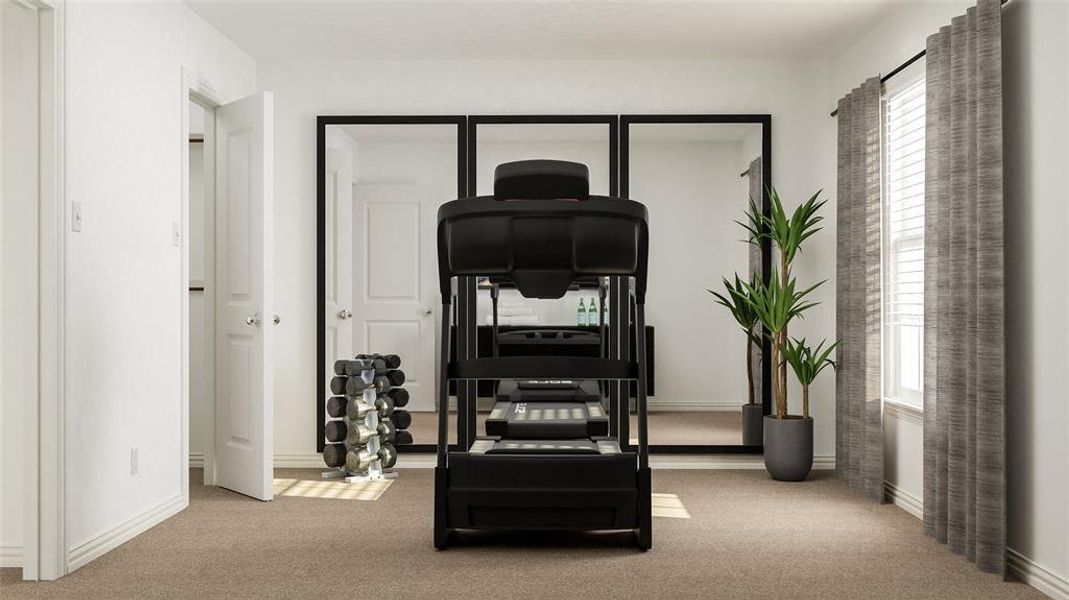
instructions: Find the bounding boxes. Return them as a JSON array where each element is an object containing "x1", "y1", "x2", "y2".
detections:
[
  {"x1": 774, "y1": 337, "x2": 837, "y2": 480},
  {"x1": 739, "y1": 188, "x2": 829, "y2": 481},
  {"x1": 709, "y1": 274, "x2": 764, "y2": 445}
]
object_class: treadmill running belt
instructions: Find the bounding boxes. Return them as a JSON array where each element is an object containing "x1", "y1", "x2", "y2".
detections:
[{"x1": 485, "y1": 401, "x2": 608, "y2": 439}]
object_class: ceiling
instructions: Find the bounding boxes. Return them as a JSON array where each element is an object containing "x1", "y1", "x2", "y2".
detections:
[{"x1": 184, "y1": 0, "x2": 904, "y2": 62}]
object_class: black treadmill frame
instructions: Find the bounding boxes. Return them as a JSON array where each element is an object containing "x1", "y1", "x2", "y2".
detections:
[{"x1": 434, "y1": 170, "x2": 651, "y2": 548}]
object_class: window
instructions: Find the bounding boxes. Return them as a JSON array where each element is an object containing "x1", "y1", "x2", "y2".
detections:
[{"x1": 883, "y1": 72, "x2": 925, "y2": 408}]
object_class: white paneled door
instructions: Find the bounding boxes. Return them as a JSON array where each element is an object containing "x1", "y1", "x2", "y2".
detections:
[
  {"x1": 214, "y1": 91, "x2": 274, "y2": 501},
  {"x1": 325, "y1": 148, "x2": 355, "y2": 392},
  {"x1": 353, "y1": 184, "x2": 437, "y2": 412}
]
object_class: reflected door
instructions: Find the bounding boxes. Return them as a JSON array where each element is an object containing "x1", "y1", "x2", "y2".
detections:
[
  {"x1": 324, "y1": 148, "x2": 355, "y2": 396},
  {"x1": 352, "y1": 183, "x2": 437, "y2": 412}
]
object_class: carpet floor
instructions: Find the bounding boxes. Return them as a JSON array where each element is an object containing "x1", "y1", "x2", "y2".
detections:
[{"x1": 1, "y1": 468, "x2": 1039, "y2": 599}]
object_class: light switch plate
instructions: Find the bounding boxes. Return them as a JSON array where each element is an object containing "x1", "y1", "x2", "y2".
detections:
[{"x1": 71, "y1": 202, "x2": 83, "y2": 232}]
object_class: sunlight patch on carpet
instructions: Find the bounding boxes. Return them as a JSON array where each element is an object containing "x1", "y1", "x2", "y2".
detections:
[
  {"x1": 651, "y1": 492, "x2": 691, "y2": 519},
  {"x1": 272, "y1": 478, "x2": 393, "y2": 501}
]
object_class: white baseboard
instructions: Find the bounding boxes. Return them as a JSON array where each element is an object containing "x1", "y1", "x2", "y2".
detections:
[
  {"x1": 67, "y1": 493, "x2": 185, "y2": 573},
  {"x1": 0, "y1": 544, "x2": 22, "y2": 568},
  {"x1": 648, "y1": 399, "x2": 744, "y2": 412},
  {"x1": 1008, "y1": 549, "x2": 1069, "y2": 600},
  {"x1": 273, "y1": 454, "x2": 329, "y2": 468},
  {"x1": 883, "y1": 481, "x2": 923, "y2": 519}
]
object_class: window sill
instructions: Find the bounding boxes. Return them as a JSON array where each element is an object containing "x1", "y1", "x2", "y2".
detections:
[{"x1": 883, "y1": 397, "x2": 923, "y2": 424}]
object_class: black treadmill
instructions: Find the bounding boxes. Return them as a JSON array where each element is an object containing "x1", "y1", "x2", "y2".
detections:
[{"x1": 434, "y1": 159, "x2": 651, "y2": 549}]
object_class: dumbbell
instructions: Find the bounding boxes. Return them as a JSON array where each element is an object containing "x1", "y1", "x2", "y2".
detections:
[
  {"x1": 347, "y1": 419, "x2": 396, "y2": 446},
  {"x1": 330, "y1": 376, "x2": 348, "y2": 396},
  {"x1": 383, "y1": 369, "x2": 405, "y2": 387},
  {"x1": 394, "y1": 430, "x2": 413, "y2": 445},
  {"x1": 391, "y1": 409, "x2": 412, "y2": 430},
  {"x1": 386, "y1": 388, "x2": 409, "y2": 408},
  {"x1": 323, "y1": 443, "x2": 347, "y2": 468},
  {"x1": 324, "y1": 420, "x2": 347, "y2": 443},
  {"x1": 346, "y1": 444, "x2": 398, "y2": 472},
  {"x1": 357, "y1": 353, "x2": 401, "y2": 370},
  {"x1": 345, "y1": 374, "x2": 395, "y2": 396},
  {"x1": 334, "y1": 358, "x2": 384, "y2": 377},
  {"x1": 326, "y1": 396, "x2": 347, "y2": 419},
  {"x1": 346, "y1": 396, "x2": 394, "y2": 421}
]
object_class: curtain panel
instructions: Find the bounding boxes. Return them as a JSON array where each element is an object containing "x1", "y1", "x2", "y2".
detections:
[
  {"x1": 922, "y1": 0, "x2": 1006, "y2": 576},
  {"x1": 835, "y1": 78, "x2": 885, "y2": 502}
]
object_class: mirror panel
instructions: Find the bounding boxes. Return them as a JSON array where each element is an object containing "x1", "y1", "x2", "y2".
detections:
[{"x1": 624, "y1": 118, "x2": 769, "y2": 449}]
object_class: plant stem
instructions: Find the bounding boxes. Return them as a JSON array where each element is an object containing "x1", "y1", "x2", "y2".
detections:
[
  {"x1": 779, "y1": 250, "x2": 790, "y2": 410},
  {"x1": 745, "y1": 330, "x2": 755, "y2": 405},
  {"x1": 771, "y1": 338, "x2": 786, "y2": 418},
  {"x1": 802, "y1": 384, "x2": 809, "y2": 420}
]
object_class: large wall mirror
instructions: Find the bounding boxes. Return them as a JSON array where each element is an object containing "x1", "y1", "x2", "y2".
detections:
[
  {"x1": 316, "y1": 116, "x2": 465, "y2": 452},
  {"x1": 318, "y1": 113, "x2": 771, "y2": 454},
  {"x1": 622, "y1": 115, "x2": 772, "y2": 452}
]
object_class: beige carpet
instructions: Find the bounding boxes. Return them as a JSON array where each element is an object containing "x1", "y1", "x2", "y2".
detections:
[
  {"x1": 406, "y1": 410, "x2": 743, "y2": 446},
  {"x1": 1, "y1": 469, "x2": 1039, "y2": 599}
]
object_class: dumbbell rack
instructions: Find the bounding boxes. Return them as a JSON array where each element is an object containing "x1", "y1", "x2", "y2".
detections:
[{"x1": 322, "y1": 363, "x2": 397, "y2": 483}]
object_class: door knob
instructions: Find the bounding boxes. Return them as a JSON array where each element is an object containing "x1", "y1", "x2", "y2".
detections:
[
  {"x1": 273, "y1": 314, "x2": 281, "y2": 325},
  {"x1": 338, "y1": 309, "x2": 353, "y2": 320},
  {"x1": 423, "y1": 309, "x2": 432, "y2": 316},
  {"x1": 245, "y1": 313, "x2": 261, "y2": 326}
]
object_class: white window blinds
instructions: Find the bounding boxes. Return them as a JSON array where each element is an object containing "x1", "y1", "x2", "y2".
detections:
[{"x1": 883, "y1": 71, "x2": 926, "y2": 405}]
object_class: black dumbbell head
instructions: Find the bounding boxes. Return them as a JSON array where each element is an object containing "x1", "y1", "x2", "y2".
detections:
[
  {"x1": 324, "y1": 420, "x2": 348, "y2": 443},
  {"x1": 333, "y1": 359, "x2": 349, "y2": 376},
  {"x1": 378, "y1": 419, "x2": 396, "y2": 442},
  {"x1": 391, "y1": 409, "x2": 412, "y2": 430},
  {"x1": 379, "y1": 354, "x2": 401, "y2": 369},
  {"x1": 354, "y1": 355, "x2": 388, "y2": 374},
  {"x1": 329, "y1": 376, "x2": 347, "y2": 396},
  {"x1": 326, "y1": 396, "x2": 348, "y2": 419},
  {"x1": 323, "y1": 443, "x2": 346, "y2": 468},
  {"x1": 385, "y1": 369, "x2": 405, "y2": 387},
  {"x1": 373, "y1": 375, "x2": 392, "y2": 393},
  {"x1": 386, "y1": 388, "x2": 409, "y2": 407},
  {"x1": 379, "y1": 444, "x2": 398, "y2": 469},
  {"x1": 394, "y1": 430, "x2": 413, "y2": 445}
]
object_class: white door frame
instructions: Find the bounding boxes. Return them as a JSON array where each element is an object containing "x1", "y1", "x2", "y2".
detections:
[
  {"x1": 180, "y1": 67, "x2": 224, "y2": 498},
  {"x1": 20, "y1": 0, "x2": 66, "y2": 581}
]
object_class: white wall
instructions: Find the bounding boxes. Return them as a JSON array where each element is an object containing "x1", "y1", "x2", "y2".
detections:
[
  {"x1": 63, "y1": 0, "x2": 255, "y2": 558},
  {"x1": 1003, "y1": 0, "x2": 1069, "y2": 591},
  {"x1": 260, "y1": 58, "x2": 838, "y2": 458},
  {"x1": 1, "y1": 0, "x2": 40, "y2": 567}
]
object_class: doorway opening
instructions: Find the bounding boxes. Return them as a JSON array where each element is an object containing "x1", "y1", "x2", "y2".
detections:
[{"x1": 187, "y1": 98, "x2": 215, "y2": 487}]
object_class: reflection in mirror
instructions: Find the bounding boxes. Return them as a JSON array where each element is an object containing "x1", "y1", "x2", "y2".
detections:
[
  {"x1": 322, "y1": 123, "x2": 459, "y2": 448},
  {"x1": 625, "y1": 122, "x2": 765, "y2": 447}
]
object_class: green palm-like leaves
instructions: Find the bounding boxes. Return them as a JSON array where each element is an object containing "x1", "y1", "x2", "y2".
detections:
[
  {"x1": 781, "y1": 337, "x2": 838, "y2": 387},
  {"x1": 740, "y1": 270, "x2": 824, "y2": 336},
  {"x1": 739, "y1": 188, "x2": 827, "y2": 266},
  {"x1": 709, "y1": 274, "x2": 761, "y2": 344}
]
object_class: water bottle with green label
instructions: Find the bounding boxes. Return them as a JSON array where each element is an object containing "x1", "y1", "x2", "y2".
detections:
[
  {"x1": 587, "y1": 297, "x2": 598, "y2": 326},
  {"x1": 577, "y1": 298, "x2": 587, "y2": 326}
]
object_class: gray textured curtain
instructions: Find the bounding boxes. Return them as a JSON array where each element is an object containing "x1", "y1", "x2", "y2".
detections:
[
  {"x1": 922, "y1": 0, "x2": 1005, "y2": 575},
  {"x1": 747, "y1": 157, "x2": 763, "y2": 407},
  {"x1": 835, "y1": 78, "x2": 885, "y2": 502}
]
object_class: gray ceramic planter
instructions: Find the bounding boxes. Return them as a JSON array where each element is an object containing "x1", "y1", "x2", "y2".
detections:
[
  {"x1": 763, "y1": 415, "x2": 813, "y2": 481},
  {"x1": 742, "y1": 404, "x2": 764, "y2": 446}
]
